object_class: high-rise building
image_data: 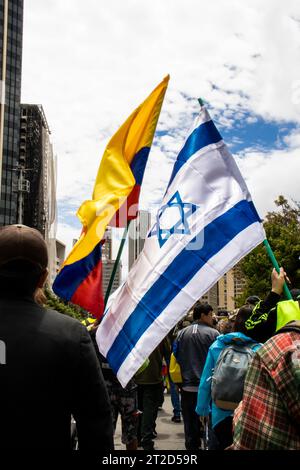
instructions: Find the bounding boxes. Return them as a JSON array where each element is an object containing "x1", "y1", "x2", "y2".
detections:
[
  {"x1": 102, "y1": 259, "x2": 122, "y2": 298},
  {"x1": 101, "y1": 227, "x2": 121, "y2": 298},
  {"x1": 128, "y1": 210, "x2": 151, "y2": 271},
  {"x1": 0, "y1": 0, "x2": 24, "y2": 225},
  {"x1": 218, "y1": 264, "x2": 246, "y2": 312},
  {"x1": 199, "y1": 283, "x2": 219, "y2": 313},
  {"x1": 49, "y1": 239, "x2": 66, "y2": 286},
  {"x1": 102, "y1": 227, "x2": 112, "y2": 261},
  {"x1": 18, "y1": 104, "x2": 55, "y2": 237},
  {"x1": 18, "y1": 104, "x2": 58, "y2": 285}
]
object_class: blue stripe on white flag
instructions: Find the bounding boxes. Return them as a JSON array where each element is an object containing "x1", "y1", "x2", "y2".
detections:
[
  {"x1": 167, "y1": 120, "x2": 222, "y2": 189},
  {"x1": 107, "y1": 199, "x2": 259, "y2": 373}
]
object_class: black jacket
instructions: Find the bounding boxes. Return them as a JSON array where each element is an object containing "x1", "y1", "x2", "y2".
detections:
[
  {"x1": 175, "y1": 322, "x2": 219, "y2": 388},
  {"x1": 0, "y1": 297, "x2": 114, "y2": 451}
]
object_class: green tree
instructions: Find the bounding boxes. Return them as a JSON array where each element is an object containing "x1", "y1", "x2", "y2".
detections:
[
  {"x1": 44, "y1": 287, "x2": 92, "y2": 322},
  {"x1": 237, "y1": 196, "x2": 300, "y2": 305}
]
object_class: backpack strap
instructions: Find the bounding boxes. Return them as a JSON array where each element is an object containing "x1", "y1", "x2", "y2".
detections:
[{"x1": 230, "y1": 337, "x2": 261, "y2": 350}]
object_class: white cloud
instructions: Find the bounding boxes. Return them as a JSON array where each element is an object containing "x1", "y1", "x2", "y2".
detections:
[
  {"x1": 283, "y1": 128, "x2": 300, "y2": 148},
  {"x1": 56, "y1": 222, "x2": 79, "y2": 256},
  {"x1": 235, "y1": 146, "x2": 299, "y2": 217},
  {"x1": 22, "y1": 0, "x2": 300, "y2": 255}
]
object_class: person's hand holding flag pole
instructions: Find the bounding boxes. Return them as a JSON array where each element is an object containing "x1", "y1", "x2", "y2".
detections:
[{"x1": 97, "y1": 98, "x2": 274, "y2": 387}]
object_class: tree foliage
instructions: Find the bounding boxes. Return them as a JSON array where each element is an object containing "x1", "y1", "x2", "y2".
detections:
[
  {"x1": 44, "y1": 287, "x2": 91, "y2": 322},
  {"x1": 237, "y1": 196, "x2": 300, "y2": 305}
]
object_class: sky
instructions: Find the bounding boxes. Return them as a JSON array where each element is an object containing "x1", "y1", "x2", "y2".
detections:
[{"x1": 21, "y1": 0, "x2": 300, "y2": 274}]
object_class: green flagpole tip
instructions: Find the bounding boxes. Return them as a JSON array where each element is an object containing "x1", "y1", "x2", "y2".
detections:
[{"x1": 198, "y1": 97, "x2": 205, "y2": 107}]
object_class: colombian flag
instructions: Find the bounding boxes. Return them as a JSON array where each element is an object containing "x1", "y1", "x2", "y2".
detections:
[{"x1": 53, "y1": 76, "x2": 169, "y2": 318}]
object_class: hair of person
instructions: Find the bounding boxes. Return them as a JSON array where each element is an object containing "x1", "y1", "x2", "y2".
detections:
[
  {"x1": 290, "y1": 288, "x2": 300, "y2": 301},
  {"x1": 233, "y1": 304, "x2": 254, "y2": 335},
  {"x1": 245, "y1": 295, "x2": 260, "y2": 306},
  {"x1": 193, "y1": 302, "x2": 213, "y2": 320},
  {"x1": 0, "y1": 259, "x2": 44, "y2": 298},
  {"x1": 34, "y1": 287, "x2": 47, "y2": 306}
]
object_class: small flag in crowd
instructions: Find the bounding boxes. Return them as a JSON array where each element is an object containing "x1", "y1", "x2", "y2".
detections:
[
  {"x1": 97, "y1": 104, "x2": 266, "y2": 386},
  {"x1": 53, "y1": 76, "x2": 169, "y2": 318}
]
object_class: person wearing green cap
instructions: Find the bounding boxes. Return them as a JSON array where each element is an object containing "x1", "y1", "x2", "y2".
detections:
[{"x1": 230, "y1": 268, "x2": 300, "y2": 449}]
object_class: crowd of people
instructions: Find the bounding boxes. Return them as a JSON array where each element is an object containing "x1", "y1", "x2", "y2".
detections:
[{"x1": 0, "y1": 224, "x2": 299, "y2": 452}]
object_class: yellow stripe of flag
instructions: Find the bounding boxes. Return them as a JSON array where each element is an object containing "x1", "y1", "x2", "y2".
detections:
[{"x1": 64, "y1": 75, "x2": 169, "y2": 266}]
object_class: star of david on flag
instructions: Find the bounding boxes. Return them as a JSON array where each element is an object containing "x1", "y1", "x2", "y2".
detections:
[
  {"x1": 97, "y1": 104, "x2": 266, "y2": 387},
  {"x1": 149, "y1": 191, "x2": 198, "y2": 247}
]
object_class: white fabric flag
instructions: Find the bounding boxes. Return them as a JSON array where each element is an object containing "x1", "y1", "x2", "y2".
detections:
[{"x1": 96, "y1": 105, "x2": 266, "y2": 387}]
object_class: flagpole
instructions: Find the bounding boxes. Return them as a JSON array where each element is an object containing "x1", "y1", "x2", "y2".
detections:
[
  {"x1": 104, "y1": 221, "x2": 131, "y2": 307},
  {"x1": 196, "y1": 99, "x2": 291, "y2": 300},
  {"x1": 263, "y1": 239, "x2": 292, "y2": 300}
]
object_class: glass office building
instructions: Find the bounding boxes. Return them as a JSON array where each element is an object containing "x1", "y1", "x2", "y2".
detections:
[{"x1": 0, "y1": 0, "x2": 24, "y2": 225}]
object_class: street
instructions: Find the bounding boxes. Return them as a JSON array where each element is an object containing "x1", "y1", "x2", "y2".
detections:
[{"x1": 114, "y1": 392, "x2": 186, "y2": 450}]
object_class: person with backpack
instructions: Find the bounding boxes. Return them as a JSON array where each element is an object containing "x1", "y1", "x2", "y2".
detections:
[
  {"x1": 195, "y1": 304, "x2": 262, "y2": 449},
  {"x1": 230, "y1": 270, "x2": 300, "y2": 449}
]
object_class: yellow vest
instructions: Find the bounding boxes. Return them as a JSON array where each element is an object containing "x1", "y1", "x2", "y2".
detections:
[{"x1": 276, "y1": 300, "x2": 300, "y2": 331}]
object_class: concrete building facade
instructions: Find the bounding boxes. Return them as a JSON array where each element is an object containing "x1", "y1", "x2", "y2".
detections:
[
  {"x1": 102, "y1": 227, "x2": 112, "y2": 261},
  {"x1": 199, "y1": 282, "x2": 219, "y2": 313},
  {"x1": 102, "y1": 227, "x2": 121, "y2": 297},
  {"x1": 18, "y1": 104, "x2": 55, "y2": 236},
  {"x1": 102, "y1": 259, "x2": 122, "y2": 298},
  {"x1": 128, "y1": 210, "x2": 151, "y2": 271},
  {"x1": 218, "y1": 264, "x2": 246, "y2": 312},
  {"x1": 18, "y1": 104, "x2": 58, "y2": 285},
  {"x1": 49, "y1": 239, "x2": 66, "y2": 286}
]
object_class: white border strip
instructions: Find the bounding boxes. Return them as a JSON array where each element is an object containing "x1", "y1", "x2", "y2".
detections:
[{"x1": 116, "y1": 222, "x2": 265, "y2": 386}]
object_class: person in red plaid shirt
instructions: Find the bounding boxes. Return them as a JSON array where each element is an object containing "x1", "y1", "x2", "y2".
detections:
[{"x1": 231, "y1": 268, "x2": 300, "y2": 450}]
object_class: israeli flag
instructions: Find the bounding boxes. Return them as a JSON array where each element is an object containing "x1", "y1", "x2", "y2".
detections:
[{"x1": 96, "y1": 105, "x2": 265, "y2": 387}]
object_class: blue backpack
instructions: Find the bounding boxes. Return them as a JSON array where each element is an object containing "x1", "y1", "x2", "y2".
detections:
[{"x1": 211, "y1": 341, "x2": 259, "y2": 411}]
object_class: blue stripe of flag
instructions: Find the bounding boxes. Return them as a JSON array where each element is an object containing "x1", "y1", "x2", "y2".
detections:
[
  {"x1": 107, "y1": 199, "x2": 260, "y2": 373},
  {"x1": 53, "y1": 242, "x2": 102, "y2": 301},
  {"x1": 167, "y1": 120, "x2": 222, "y2": 189},
  {"x1": 130, "y1": 146, "x2": 150, "y2": 185}
]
